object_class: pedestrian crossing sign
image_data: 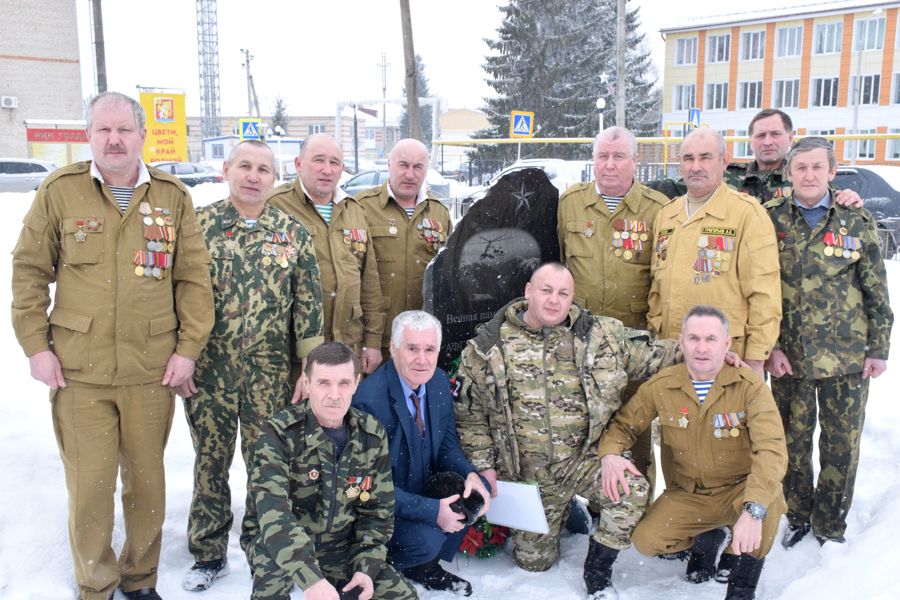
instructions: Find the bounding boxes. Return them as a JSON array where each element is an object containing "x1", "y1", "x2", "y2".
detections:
[
  {"x1": 509, "y1": 110, "x2": 535, "y2": 138},
  {"x1": 239, "y1": 118, "x2": 263, "y2": 141}
]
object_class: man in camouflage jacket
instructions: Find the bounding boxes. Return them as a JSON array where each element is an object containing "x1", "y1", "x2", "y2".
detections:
[
  {"x1": 764, "y1": 137, "x2": 892, "y2": 548},
  {"x1": 180, "y1": 141, "x2": 324, "y2": 592},
  {"x1": 455, "y1": 263, "x2": 680, "y2": 596},
  {"x1": 246, "y1": 342, "x2": 415, "y2": 600}
]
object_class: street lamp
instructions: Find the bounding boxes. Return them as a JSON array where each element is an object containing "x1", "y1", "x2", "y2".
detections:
[{"x1": 596, "y1": 97, "x2": 607, "y2": 132}]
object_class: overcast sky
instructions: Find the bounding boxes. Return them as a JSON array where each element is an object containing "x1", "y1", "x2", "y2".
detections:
[{"x1": 75, "y1": 0, "x2": 793, "y2": 121}]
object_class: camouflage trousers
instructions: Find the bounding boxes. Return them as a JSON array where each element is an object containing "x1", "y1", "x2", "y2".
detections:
[
  {"x1": 184, "y1": 381, "x2": 289, "y2": 561},
  {"x1": 513, "y1": 453, "x2": 650, "y2": 571},
  {"x1": 247, "y1": 538, "x2": 417, "y2": 600},
  {"x1": 772, "y1": 373, "x2": 868, "y2": 539}
]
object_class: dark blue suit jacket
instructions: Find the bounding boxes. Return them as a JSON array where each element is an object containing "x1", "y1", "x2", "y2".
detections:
[{"x1": 352, "y1": 360, "x2": 477, "y2": 524}]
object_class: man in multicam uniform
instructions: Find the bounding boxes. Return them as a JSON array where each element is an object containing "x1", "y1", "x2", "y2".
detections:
[
  {"x1": 267, "y1": 134, "x2": 385, "y2": 383},
  {"x1": 558, "y1": 126, "x2": 671, "y2": 481},
  {"x1": 355, "y1": 138, "x2": 452, "y2": 356},
  {"x1": 455, "y1": 262, "x2": 682, "y2": 599},
  {"x1": 246, "y1": 342, "x2": 416, "y2": 600},
  {"x1": 764, "y1": 137, "x2": 893, "y2": 549},
  {"x1": 599, "y1": 305, "x2": 787, "y2": 600},
  {"x1": 180, "y1": 140, "x2": 324, "y2": 592}
]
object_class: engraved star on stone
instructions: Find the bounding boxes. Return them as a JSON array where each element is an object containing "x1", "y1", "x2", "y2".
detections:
[
  {"x1": 513, "y1": 183, "x2": 535, "y2": 213},
  {"x1": 74, "y1": 229, "x2": 87, "y2": 242}
]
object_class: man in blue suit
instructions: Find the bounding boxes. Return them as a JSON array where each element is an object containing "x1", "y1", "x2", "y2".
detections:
[{"x1": 353, "y1": 310, "x2": 491, "y2": 596}]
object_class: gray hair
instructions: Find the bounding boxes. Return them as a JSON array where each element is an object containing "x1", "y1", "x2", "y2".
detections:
[
  {"x1": 786, "y1": 136, "x2": 835, "y2": 171},
  {"x1": 682, "y1": 304, "x2": 729, "y2": 335},
  {"x1": 86, "y1": 91, "x2": 146, "y2": 132},
  {"x1": 680, "y1": 128, "x2": 726, "y2": 159},
  {"x1": 227, "y1": 139, "x2": 274, "y2": 166},
  {"x1": 391, "y1": 310, "x2": 443, "y2": 348},
  {"x1": 594, "y1": 126, "x2": 637, "y2": 156}
]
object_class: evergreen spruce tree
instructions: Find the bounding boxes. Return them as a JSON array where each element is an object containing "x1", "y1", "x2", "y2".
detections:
[
  {"x1": 271, "y1": 97, "x2": 290, "y2": 135},
  {"x1": 399, "y1": 54, "x2": 433, "y2": 145},
  {"x1": 473, "y1": 0, "x2": 657, "y2": 165}
]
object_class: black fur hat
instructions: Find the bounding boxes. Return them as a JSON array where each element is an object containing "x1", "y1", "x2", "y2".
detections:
[{"x1": 422, "y1": 471, "x2": 485, "y2": 525}]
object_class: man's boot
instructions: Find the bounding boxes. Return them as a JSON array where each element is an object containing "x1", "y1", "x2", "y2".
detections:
[
  {"x1": 402, "y1": 557, "x2": 472, "y2": 596},
  {"x1": 583, "y1": 537, "x2": 620, "y2": 600},
  {"x1": 725, "y1": 554, "x2": 765, "y2": 600},
  {"x1": 684, "y1": 528, "x2": 726, "y2": 583}
]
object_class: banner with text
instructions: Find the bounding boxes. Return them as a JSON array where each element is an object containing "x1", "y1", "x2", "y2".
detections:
[{"x1": 139, "y1": 92, "x2": 188, "y2": 163}]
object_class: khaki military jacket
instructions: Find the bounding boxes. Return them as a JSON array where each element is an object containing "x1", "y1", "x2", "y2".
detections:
[
  {"x1": 11, "y1": 162, "x2": 213, "y2": 386},
  {"x1": 456, "y1": 299, "x2": 681, "y2": 481},
  {"x1": 355, "y1": 183, "x2": 452, "y2": 348},
  {"x1": 194, "y1": 200, "x2": 324, "y2": 389},
  {"x1": 247, "y1": 404, "x2": 394, "y2": 590},
  {"x1": 559, "y1": 181, "x2": 671, "y2": 328},
  {"x1": 598, "y1": 363, "x2": 787, "y2": 508},
  {"x1": 648, "y1": 183, "x2": 781, "y2": 361},
  {"x1": 268, "y1": 180, "x2": 384, "y2": 351},
  {"x1": 765, "y1": 193, "x2": 893, "y2": 379}
]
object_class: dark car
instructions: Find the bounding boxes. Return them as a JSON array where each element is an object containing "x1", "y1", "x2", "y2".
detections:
[
  {"x1": 833, "y1": 165, "x2": 900, "y2": 258},
  {"x1": 151, "y1": 162, "x2": 223, "y2": 187}
]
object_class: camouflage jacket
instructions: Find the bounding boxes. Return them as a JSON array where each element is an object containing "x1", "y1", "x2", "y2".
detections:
[
  {"x1": 455, "y1": 299, "x2": 681, "y2": 481},
  {"x1": 247, "y1": 404, "x2": 394, "y2": 589},
  {"x1": 765, "y1": 192, "x2": 893, "y2": 378},
  {"x1": 194, "y1": 200, "x2": 323, "y2": 389},
  {"x1": 649, "y1": 160, "x2": 791, "y2": 204}
]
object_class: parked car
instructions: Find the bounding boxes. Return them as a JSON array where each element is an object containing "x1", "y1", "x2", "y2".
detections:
[
  {"x1": 834, "y1": 165, "x2": 900, "y2": 258},
  {"x1": 463, "y1": 158, "x2": 593, "y2": 204},
  {"x1": 340, "y1": 168, "x2": 451, "y2": 199},
  {"x1": 151, "y1": 161, "x2": 224, "y2": 186},
  {"x1": 0, "y1": 158, "x2": 57, "y2": 192}
]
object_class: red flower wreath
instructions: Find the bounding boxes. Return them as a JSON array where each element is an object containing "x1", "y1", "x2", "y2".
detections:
[{"x1": 459, "y1": 517, "x2": 510, "y2": 559}]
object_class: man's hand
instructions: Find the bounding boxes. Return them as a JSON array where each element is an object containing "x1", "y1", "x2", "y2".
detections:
[
  {"x1": 834, "y1": 188, "x2": 864, "y2": 208},
  {"x1": 863, "y1": 357, "x2": 888, "y2": 379},
  {"x1": 724, "y1": 351, "x2": 746, "y2": 369},
  {"x1": 176, "y1": 378, "x2": 198, "y2": 399},
  {"x1": 361, "y1": 347, "x2": 383, "y2": 375},
  {"x1": 600, "y1": 453, "x2": 640, "y2": 502},
  {"x1": 480, "y1": 468, "x2": 499, "y2": 499},
  {"x1": 464, "y1": 471, "x2": 491, "y2": 516},
  {"x1": 161, "y1": 354, "x2": 196, "y2": 388},
  {"x1": 744, "y1": 359, "x2": 765, "y2": 380},
  {"x1": 291, "y1": 357, "x2": 310, "y2": 404},
  {"x1": 436, "y1": 494, "x2": 466, "y2": 533},
  {"x1": 303, "y1": 578, "x2": 340, "y2": 600},
  {"x1": 765, "y1": 349, "x2": 793, "y2": 379},
  {"x1": 731, "y1": 511, "x2": 763, "y2": 555},
  {"x1": 29, "y1": 350, "x2": 66, "y2": 389},
  {"x1": 342, "y1": 572, "x2": 374, "y2": 600}
]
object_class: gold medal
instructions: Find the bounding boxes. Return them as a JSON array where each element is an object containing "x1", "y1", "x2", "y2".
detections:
[
  {"x1": 168, "y1": 243, "x2": 175, "y2": 253},
  {"x1": 640, "y1": 233, "x2": 649, "y2": 242},
  {"x1": 389, "y1": 226, "x2": 398, "y2": 235},
  {"x1": 823, "y1": 246, "x2": 834, "y2": 256},
  {"x1": 839, "y1": 227, "x2": 848, "y2": 235},
  {"x1": 262, "y1": 256, "x2": 272, "y2": 266},
  {"x1": 614, "y1": 248, "x2": 623, "y2": 257},
  {"x1": 730, "y1": 428, "x2": 740, "y2": 438},
  {"x1": 134, "y1": 266, "x2": 144, "y2": 276},
  {"x1": 612, "y1": 231, "x2": 621, "y2": 240},
  {"x1": 359, "y1": 491, "x2": 370, "y2": 502},
  {"x1": 155, "y1": 216, "x2": 164, "y2": 226},
  {"x1": 851, "y1": 251, "x2": 860, "y2": 260},
  {"x1": 623, "y1": 249, "x2": 633, "y2": 260}
]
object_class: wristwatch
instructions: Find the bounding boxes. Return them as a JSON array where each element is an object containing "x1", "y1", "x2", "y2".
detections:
[{"x1": 743, "y1": 501, "x2": 767, "y2": 520}]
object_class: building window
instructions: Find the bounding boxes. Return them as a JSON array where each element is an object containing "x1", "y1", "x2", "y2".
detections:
[
  {"x1": 844, "y1": 129, "x2": 876, "y2": 161},
  {"x1": 773, "y1": 79, "x2": 800, "y2": 108},
  {"x1": 855, "y1": 17, "x2": 886, "y2": 51},
  {"x1": 675, "y1": 37, "x2": 697, "y2": 65},
  {"x1": 740, "y1": 31, "x2": 766, "y2": 61},
  {"x1": 212, "y1": 144, "x2": 224, "y2": 159},
  {"x1": 673, "y1": 84, "x2": 696, "y2": 111},
  {"x1": 775, "y1": 26, "x2": 803, "y2": 58},
  {"x1": 705, "y1": 82, "x2": 729, "y2": 110},
  {"x1": 894, "y1": 73, "x2": 900, "y2": 103},
  {"x1": 814, "y1": 22, "x2": 843, "y2": 54},
  {"x1": 365, "y1": 128, "x2": 376, "y2": 140},
  {"x1": 849, "y1": 74, "x2": 881, "y2": 105},
  {"x1": 308, "y1": 124, "x2": 325, "y2": 135},
  {"x1": 811, "y1": 77, "x2": 839, "y2": 107},
  {"x1": 889, "y1": 129, "x2": 900, "y2": 160},
  {"x1": 733, "y1": 129, "x2": 752, "y2": 158},
  {"x1": 738, "y1": 81, "x2": 763, "y2": 109},
  {"x1": 707, "y1": 34, "x2": 731, "y2": 63}
]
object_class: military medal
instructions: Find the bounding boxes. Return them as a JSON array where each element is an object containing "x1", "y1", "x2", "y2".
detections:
[
  {"x1": 359, "y1": 491, "x2": 370, "y2": 502},
  {"x1": 143, "y1": 216, "x2": 153, "y2": 225},
  {"x1": 346, "y1": 486, "x2": 360, "y2": 499},
  {"x1": 139, "y1": 202, "x2": 151, "y2": 216},
  {"x1": 678, "y1": 407, "x2": 689, "y2": 428},
  {"x1": 388, "y1": 218, "x2": 398, "y2": 235},
  {"x1": 824, "y1": 246, "x2": 834, "y2": 257},
  {"x1": 74, "y1": 228, "x2": 87, "y2": 242},
  {"x1": 262, "y1": 256, "x2": 272, "y2": 266},
  {"x1": 359, "y1": 476, "x2": 373, "y2": 502},
  {"x1": 584, "y1": 220, "x2": 594, "y2": 238},
  {"x1": 308, "y1": 469, "x2": 319, "y2": 481},
  {"x1": 134, "y1": 266, "x2": 144, "y2": 276}
]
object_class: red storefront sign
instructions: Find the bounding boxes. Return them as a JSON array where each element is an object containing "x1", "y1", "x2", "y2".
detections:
[{"x1": 26, "y1": 128, "x2": 89, "y2": 143}]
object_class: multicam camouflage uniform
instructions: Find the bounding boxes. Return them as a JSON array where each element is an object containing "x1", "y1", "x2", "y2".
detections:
[
  {"x1": 765, "y1": 192, "x2": 893, "y2": 539},
  {"x1": 185, "y1": 200, "x2": 324, "y2": 561},
  {"x1": 455, "y1": 299, "x2": 681, "y2": 570},
  {"x1": 245, "y1": 404, "x2": 416, "y2": 600}
]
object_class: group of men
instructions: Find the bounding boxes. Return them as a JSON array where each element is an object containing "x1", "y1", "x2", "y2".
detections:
[{"x1": 10, "y1": 91, "x2": 893, "y2": 600}]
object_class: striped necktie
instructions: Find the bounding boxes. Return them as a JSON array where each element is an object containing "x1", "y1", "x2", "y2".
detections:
[{"x1": 410, "y1": 392, "x2": 424, "y2": 435}]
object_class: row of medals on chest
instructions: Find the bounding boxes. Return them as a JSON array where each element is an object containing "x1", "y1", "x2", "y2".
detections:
[
  {"x1": 134, "y1": 202, "x2": 175, "y2": 279},
  {"x1": 678, "y1": 407, "x2": 746, "y2": 438},
  {"x1": 224, "y1": 230, "x2": 296, "y2": 268},
  {"x1": 307, "y1": 469, "x2": 373, "y2": 501}
]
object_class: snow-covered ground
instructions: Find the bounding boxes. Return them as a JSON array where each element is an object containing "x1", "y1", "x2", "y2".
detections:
[{"x1": 1, "y1": 188, "x2": 899, "y2": 599}]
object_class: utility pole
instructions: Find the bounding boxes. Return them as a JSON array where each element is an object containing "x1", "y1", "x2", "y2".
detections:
[
  {"x1": 241, "y1": 48, "x2": 260, "y2": 118},
  {"x1": 400, "y1": 0, "x2": 422, "y2": 141},
  {"x1": 616, "y1": 0, "x2": 626, "y2": 127},
  {"x1": 89, "y1": 0, "x2": 108, "y2": 93},
  {"x1": 378, "y1": 53, "x2": 390, "y2": 156}
]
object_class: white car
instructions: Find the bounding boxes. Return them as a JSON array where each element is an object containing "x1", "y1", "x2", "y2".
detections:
[
  {"x1": 463, "y1": 158, "x2": 592, "y2": 204},
  {"x1": 0, "y1": 158, "x2": 57, "y2": 193}
]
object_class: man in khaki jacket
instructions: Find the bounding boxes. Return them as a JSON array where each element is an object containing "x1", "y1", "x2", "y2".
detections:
[
  {"x1": 648, "y1": 128, "x2": 781, "y2": 379},
  {"x1": 598, "y1": 305, "x2": 787, "y2": 600},
  {"x1": 268, "y1": 134, "x2": 384, "y2": 377},
  {"x1": 355, "y1": 138, "x2": 452, "y2": 355},
  {"x1": 10, "y1": 92, "x2": 214, "y2": 600}
]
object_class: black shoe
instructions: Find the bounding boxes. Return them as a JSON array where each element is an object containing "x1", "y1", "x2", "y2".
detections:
[
  {"x1": 583, "y1": 538, "x2": 620, "y2": 599},
  {"x1": 402, "y1": 558, "x2": 472, "y2": 596},
  {"x1": 684, "y1": 528, "x2": 726, "y2": 584},
  {"x1": 725, "y1": 555, "x2": 765, "y2": 600},
  {"x1": 815, "y1": 533, "x2": 846, "y2": 545},
  {"x1": 121, "y1": 588, "x2": 163, "y2": 600},
  {"x1": 182, "y1": 557, "x2": 230, "y2": 591},
  {"x1": 656, "y1": 549, "x2": 690, "y2": 561},
  {"x1": 716, "y1": 552, "x2": 738, "y2": 583},
  {"x1": 565, "y1": 496, "x2": 592, "y2": 535},
  {"x1": 782, "y1": 522, "x2": 811, "y2": 549}
]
